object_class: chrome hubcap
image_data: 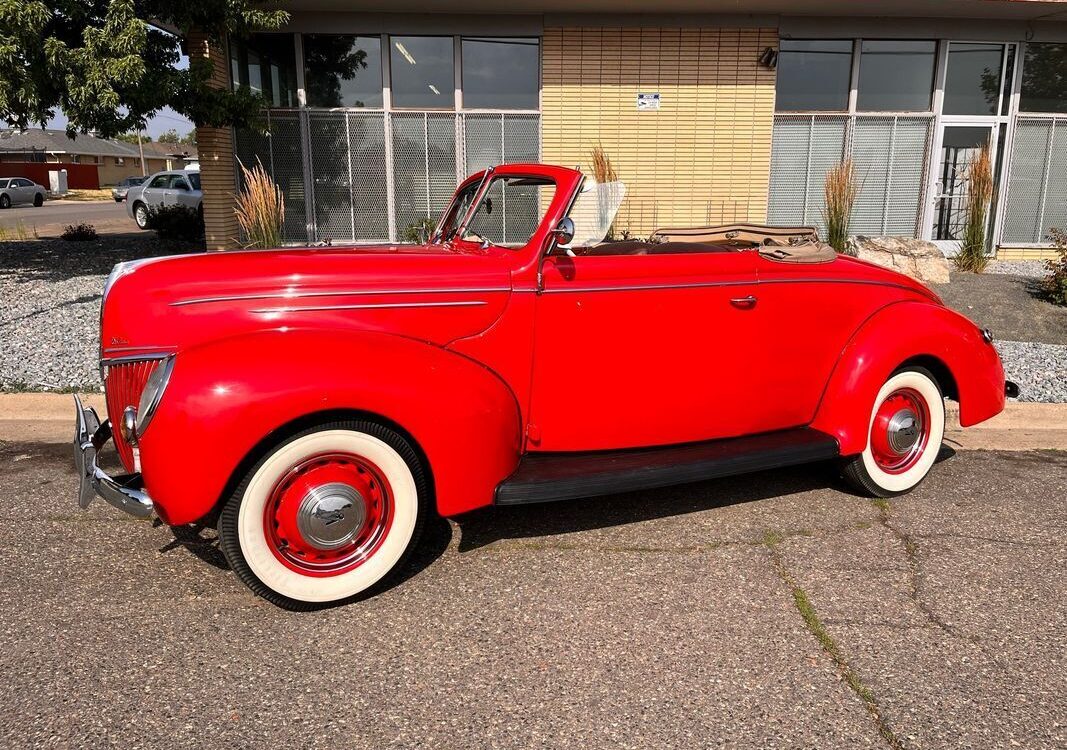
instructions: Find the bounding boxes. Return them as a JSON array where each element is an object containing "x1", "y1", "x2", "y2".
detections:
[
  {"x1": 295, "y1": 482, "x2": 366, "y2": 550},
  {"x1": 887, "y1": 409, "x2": 921, "y2": 454}
]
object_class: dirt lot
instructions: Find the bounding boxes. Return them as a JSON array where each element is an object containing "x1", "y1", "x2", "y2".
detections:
[{"x1": 1, "y1": 442, "x2": 1063, "y2": 750}]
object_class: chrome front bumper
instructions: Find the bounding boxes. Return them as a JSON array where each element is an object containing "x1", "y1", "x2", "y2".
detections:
[{"x1": 73, "y1": 395, "x2": 154, "y2": 519}]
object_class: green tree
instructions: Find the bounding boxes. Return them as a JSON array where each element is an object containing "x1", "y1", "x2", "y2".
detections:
[
  {"x1": 114, "y1": 132, "x2": 151, "y2": 144},
  {"x1": 180, "y1": 129, "x2": 197, "y2": 145},
  {"x1": 0, "y1": 0, "x2": 288, "y2": 137},
  {"x1": 157, "y1": 128, "x2": 181, "y2": 143}
]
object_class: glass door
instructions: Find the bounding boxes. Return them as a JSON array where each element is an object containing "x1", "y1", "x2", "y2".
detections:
[
  {"x1": 930, "y1": 124, "x2": 998, "y2": 252},
  {"x1": 925, "y1": 41, "x2": 1017, "y2": 252}
]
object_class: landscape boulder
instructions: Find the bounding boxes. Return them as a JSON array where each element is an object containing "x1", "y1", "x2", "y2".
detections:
[{"x1": 844, "y1": 235, "x2": 952, "y2": 285}]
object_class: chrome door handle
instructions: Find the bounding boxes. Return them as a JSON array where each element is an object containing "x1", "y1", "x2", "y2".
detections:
[{"x1": 730, "y1": 295, "x2": 757, "y2": 309}]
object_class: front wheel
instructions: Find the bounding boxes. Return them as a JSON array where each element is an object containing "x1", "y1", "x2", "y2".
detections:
[
  {"x1": 841, "y1": 367, "x2": 945, "y2": 497},
  {"x1": 133, "y1": 202, "x2": 149, "y2": 229},
  {"x1": 0, "y1": 194, "x2": 9, "y2": 209},
  {"x1": 219, "y1": 420, "x2": 428, "y2": 609}
]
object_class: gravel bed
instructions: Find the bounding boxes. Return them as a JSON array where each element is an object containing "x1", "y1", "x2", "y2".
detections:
[
  {"x1": 995, "y1": 340, "x2": 1067, "y2": 403},
  {"x1": 984, "y1": 260, "x2": 1050, "y2": 279},
  {"x1": 1, "y1": 237, "x2": 1064, "y2": 402},
  {"x1": 0, "y1": 236, "x2": 197, "y2": 390}
]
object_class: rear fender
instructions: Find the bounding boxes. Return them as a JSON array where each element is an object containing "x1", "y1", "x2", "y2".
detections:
[
  {"x1": 138, "y1": 329, "x2": 521, "y2": 525},
  {"x1": 811, "y1": 301, "x2": 1005, "y2": 455}
]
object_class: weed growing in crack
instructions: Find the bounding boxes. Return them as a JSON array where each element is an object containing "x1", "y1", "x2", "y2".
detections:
[{"x1": 765, "y1": 535, "x2": 905, "y2": 750}]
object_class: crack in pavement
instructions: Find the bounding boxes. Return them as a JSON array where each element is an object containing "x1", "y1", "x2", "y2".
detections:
[
  {"x1": 873, "y1": 500, "x2": 972, "y2": 642},
  {"x1": 763, "y1": 532, "x2": 907, "y2": 750}
]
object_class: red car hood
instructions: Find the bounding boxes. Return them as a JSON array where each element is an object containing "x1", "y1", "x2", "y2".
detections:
[{"x1": 101, "y1": 243, "x2": 514, "y2": 358}]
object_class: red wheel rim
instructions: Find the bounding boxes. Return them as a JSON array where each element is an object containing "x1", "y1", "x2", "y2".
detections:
[
  {"x1": 869, "y1": 387, "x2": 931, "y2": 474},
  {"x1": 263, "y1": 452, "x2": 394, "y2": 577}
]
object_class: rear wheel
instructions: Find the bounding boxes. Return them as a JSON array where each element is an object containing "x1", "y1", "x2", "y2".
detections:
[
  {"x1": 219, "y1": 420, "x2": 428, "y2": 609},
  {"x1": 33, "y1": 193, "x2": 44, "y2": 207},
  {"x1": 133, "y1": 201, "x2": 149, "y2": 229},
  {"x1": 841, "y1": 367, "x2": 945, "y2": 497}
]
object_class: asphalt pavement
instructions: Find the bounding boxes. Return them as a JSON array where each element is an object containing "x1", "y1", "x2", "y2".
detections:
[
  {"x1": 0, "y1": 199, "x2": 131, "y2": 236},
  {"x1": 1, "y1": 441, "x2": 1063, "y2": 749}
]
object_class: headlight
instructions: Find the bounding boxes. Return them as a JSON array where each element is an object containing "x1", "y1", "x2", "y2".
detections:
[{"x1": 136, "y1": 356, "x2": 175, "y2": 435}]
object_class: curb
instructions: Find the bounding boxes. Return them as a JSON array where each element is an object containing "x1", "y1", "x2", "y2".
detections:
[{"x1": 1, "y1": 393, "x2": 1065, "y2": 450}]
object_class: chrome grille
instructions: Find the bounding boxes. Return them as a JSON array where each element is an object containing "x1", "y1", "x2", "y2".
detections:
[{"x1": 103, "y1": 358, "x2": 163, "y2": 472}]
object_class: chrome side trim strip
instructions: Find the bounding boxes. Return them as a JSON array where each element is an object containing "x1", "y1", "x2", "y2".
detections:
[
  {"x1": 540, "y1": 279, "x2": 747, "y2": 293},
  {"x1": 249, "y1": 300, "x2": 489, "y2": 314},
  {"x1": 535, "y1": 277, "x2": 933, "y2": 299},
  {"x1": 171, "y1": 287, "x2": 509, "y2": 307}
]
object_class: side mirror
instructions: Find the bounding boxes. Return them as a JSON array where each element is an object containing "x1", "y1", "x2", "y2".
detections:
[{"x1": 551, "y1": 217, "x2": 575, "y2": 248}]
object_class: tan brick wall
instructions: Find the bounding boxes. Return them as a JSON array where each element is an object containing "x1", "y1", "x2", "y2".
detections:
[
  {"x1": 996, "y1": 246, "x2": 1060, "y2": 260},
  {"x1": 542, "y1": 26, "x2": 777, "y2": 236},
  {"x1": 97, "y1": 158, "x2": 169, "y2": 186},
  {"x1": 189, "y1": 32, "x2": 240, "y2": 250}
]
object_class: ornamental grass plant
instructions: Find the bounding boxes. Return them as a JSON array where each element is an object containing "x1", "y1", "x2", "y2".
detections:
[
  {"x1": 1041, "y1": 227, "x2": 1067, "y2": 306},
  {"x1": 822, "y1": 159, "x2": 857, "y2": 254},
  {"x1": 954, "y1": 141, "x2": 994, "y2": 273},
  {"x1": 235, "y1": 159, "x2": 285, "y2": 248}
]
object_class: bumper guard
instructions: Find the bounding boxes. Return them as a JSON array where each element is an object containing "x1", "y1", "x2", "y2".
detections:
[{"x1": 73, "y1": 395, "x2": 154, "y2": 518}]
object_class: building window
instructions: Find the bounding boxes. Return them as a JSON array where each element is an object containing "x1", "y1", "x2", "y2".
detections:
[
  {"x1": 461, "y1": 37, "x2": 539, "y2": 110},
  {"x1": 857, "y1": 40, "x2": 936, "y2": 112},
  {"x1": 115, "y1": 157, "x2": 124, "y2": 165},
  {"x1": 389, "y1": 36, "x2": 454, "y2": 109},
  {"x1": 304, "y1": 35, "x2": 383, "y2": 108},
  {"x1": 775, "y1": 40, "x2": 853, "y2": 112},
  {"x1": 229, "y1": 34, "x2": 298, "y2": 108},
  {"x1": 943, "y1": 42, "x2": 1004, "y2": 116},
  {"x1": 1020, "y1": 43, "x2": 1067, "y2": 113}
]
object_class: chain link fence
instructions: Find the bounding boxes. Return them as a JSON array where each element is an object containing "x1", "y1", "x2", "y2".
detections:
[
  {"x1": 235, "y1": 111, "x2": 540, "y2": 244},
  {"x1": 1001, "y1": 116, "x2": 1067, "y2": 244}
]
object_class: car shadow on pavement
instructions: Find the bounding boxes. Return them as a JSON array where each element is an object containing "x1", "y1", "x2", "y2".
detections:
[
  {"x1": 156, "y1": 510, "x2": 456, "y2": 597},
  {"x1": 453, "y1": 461, "x2": 842, "y2": 553}
]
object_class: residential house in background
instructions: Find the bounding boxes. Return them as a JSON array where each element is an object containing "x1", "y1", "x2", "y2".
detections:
[
  {"x1": 190, "y1": 0, "x2": 1067, "y2": 259},
  {"x1": 0, "y1": 129, "x2": 197, "y2": 189}
]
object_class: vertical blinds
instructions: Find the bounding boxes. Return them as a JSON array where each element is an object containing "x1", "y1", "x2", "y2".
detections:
[{"x1": 768, "y1": 114, "x2": 933, "y2": 237}]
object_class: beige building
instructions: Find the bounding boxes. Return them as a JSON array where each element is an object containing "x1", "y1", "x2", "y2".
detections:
[
  {"x1": 196, "y1": 1, "x2": 1067, "y2": 259},
  {"x1": 0, "y1": 129, "x2": 197, "y2": 187}
]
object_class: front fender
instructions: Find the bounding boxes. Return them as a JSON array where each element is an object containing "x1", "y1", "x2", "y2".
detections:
[
  {"x1": 138, "y1": 328, "x2": 521, "y2": 525},
  {"x1": 810, "y1": 301, "x2": 1005, "y2": 455}
]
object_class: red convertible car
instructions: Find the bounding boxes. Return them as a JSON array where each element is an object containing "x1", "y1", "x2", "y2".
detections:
[{"x1": 75, "y1": 163, "x2": 1015, "y2": 609}]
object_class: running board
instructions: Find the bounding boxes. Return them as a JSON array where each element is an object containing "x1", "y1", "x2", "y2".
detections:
[{"x1": 495, "y1": 428, "x2": 839, "y2": 505}]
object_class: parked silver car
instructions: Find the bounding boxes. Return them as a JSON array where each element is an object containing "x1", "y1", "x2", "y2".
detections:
[
  {"x1": 126, "y1": 169, "x2": 202, "y2": 229},
  {"x1": 0, "y1": 177, "x2": 46, "y2": 208},
  {"x1": 112, "y1": 175, "x2": 147, "y2": 202}
]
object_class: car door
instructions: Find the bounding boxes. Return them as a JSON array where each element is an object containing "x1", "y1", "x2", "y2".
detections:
[
  {"x1": 170, "y1": 176, "x2": 197, "y2": 208},
  {"x1": 527, "y1": 249, "x2": 762, "y2": 452},
  {"x1": 141, "y1": 174, "x2": 170, "y2": 208},
  {"x1": 12, "y1": 178, "x2": 32, "y2": 204}
]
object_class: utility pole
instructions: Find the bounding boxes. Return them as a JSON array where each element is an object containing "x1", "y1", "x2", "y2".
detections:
[{"x1": 137, "y1": 131, "x2": 147, "y2": 176}]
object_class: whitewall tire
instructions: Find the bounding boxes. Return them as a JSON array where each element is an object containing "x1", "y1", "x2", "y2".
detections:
[
  {"x1": 219, "y1": 420, "x2": 428, "y2": 609},
  {"x1": 841, "y1": 367, "x2": 945, "y2": 497}
]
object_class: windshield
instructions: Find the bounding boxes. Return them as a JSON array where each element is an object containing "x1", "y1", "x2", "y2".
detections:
[
  {"x1": 439, "y1": 175, "x2": 556, "y2": 248},
  {"x1": 565, "y1": 179, "x2": 627, "y2": 247}
]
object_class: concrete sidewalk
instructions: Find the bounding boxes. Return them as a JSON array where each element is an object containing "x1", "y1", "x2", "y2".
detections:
[{"x1": 2, "y1": 392, "x2": 1065, "y2": 450}]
